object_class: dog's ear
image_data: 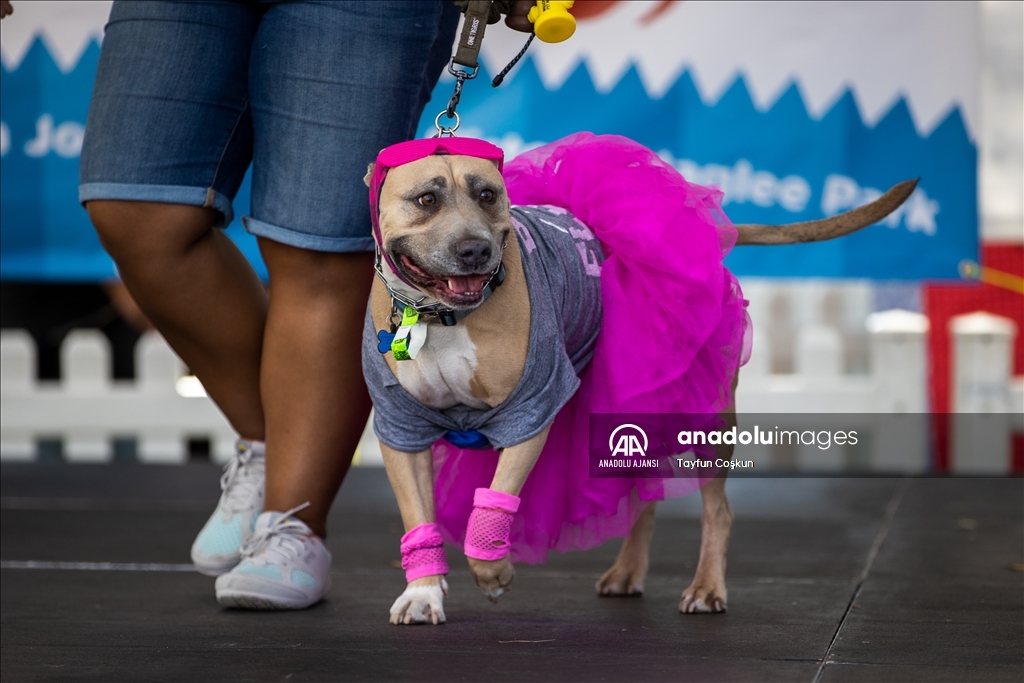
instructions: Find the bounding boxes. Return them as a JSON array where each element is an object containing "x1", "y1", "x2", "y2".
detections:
[{"x1": 363, "y1": 162, "x2": 374, "y2": 187}]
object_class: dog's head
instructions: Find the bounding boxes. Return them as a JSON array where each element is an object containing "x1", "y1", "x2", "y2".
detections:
[{"x1": 367, "y1": 146, "x2": 511, "y2": 310}]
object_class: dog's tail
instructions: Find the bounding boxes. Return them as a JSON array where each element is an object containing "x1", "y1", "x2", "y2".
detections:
[{"x1": 734, "y1": 179, "x2": 918, "y2": 246}]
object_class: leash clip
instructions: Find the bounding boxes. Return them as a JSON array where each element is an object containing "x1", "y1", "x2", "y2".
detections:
[{"x1": 435, "y1": 59, "x2": 479, "y2": 137}]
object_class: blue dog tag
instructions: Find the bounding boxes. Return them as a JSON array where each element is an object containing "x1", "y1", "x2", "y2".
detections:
[{"x1": 377, "y1": 329, "x2": 396, "y2": 354}]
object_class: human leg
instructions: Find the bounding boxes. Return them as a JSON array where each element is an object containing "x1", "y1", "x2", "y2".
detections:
[
  {"x1": 80, "y1": 0, "x2": 265, "y2": 436},
  {"x1": 238, "y1": 0, "x2": 460, "y2": 536},
  {"x1": 88, "y1": 201, "x2": 267, "y2": 438},
  {"x1": 79, "y1": 1, "x2": 269, "y2": 576},
  {"x1": 257, "y1": 239, "x2": 374, "y2": 537},
  {"x1": 209, "y1": 1, "x2": 459, "y2": 608},
  {"x1": 89, "y1": 201, "x2": 270, "y2": 575}
]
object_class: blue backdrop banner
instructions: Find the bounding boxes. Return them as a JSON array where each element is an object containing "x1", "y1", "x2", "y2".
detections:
[{"x1": 0, "y1": 1, "x2": 978, "y2": 282}]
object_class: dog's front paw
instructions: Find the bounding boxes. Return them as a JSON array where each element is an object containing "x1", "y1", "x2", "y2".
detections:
[
  {"x1": 467, "y1": 556, "x2": 515, "y2": 603},
  {"x1": 679, "y1": 579, "x2": 727, "y2": 614},
  {"x1": 389, "y1": 577, "x2": 448, "y2": 625}
]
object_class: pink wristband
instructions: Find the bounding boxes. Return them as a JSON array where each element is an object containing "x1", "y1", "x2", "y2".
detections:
[
  {"x1": 400, "y1": 523, "x2": 448, "y2": 582},
  {"x1": 464, "y1": 488, "x2": 520, "y2": 561}
]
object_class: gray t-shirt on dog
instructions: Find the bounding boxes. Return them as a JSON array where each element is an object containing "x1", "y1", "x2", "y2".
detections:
[{"x1": 362, "y1": 206, "x2": 604, "y2": 451}]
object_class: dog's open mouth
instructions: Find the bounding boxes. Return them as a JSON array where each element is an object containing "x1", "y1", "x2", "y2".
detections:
[{"x1": 395, "y1": 253, "x2": 494, "y2": 306}]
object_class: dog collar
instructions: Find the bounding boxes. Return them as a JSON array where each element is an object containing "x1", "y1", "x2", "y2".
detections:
[{"x1": 369, "y1": 137, "x2": 506, "y2": 326}]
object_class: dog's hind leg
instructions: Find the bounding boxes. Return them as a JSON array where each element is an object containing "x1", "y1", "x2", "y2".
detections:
[
  {"x1": 595, "y1": 502, "x2": 656, "y2": 597},
  {"x1": 381, "y1": 444, "x2": 448, "y2": 625},
  {"x1": 679, "y1": 469, "x2": 731, "y2": 613},
  {"x1": 679, "y1": 397, "x2": 736, "y2": 614}
]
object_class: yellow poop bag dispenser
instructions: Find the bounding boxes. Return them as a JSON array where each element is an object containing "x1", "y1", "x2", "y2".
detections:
[{"x1": 528, "y1": 1, "x2": 576, "y2": 43}]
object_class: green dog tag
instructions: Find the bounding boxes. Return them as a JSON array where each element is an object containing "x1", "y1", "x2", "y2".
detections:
[
  {"x1": 390, "y1": 307, "x2": 425, "y2": 361},
  {"x1": 391, "y1": 335, "x2": 411, "y2": 360}
]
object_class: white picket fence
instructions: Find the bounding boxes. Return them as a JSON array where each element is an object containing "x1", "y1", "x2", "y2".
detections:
[
  {"x1": 2, "y1": 292, "x2": 1021, "y2": 472},
  {"x1": 1, "y1": 330, "x2": 238, "y2": 464}
]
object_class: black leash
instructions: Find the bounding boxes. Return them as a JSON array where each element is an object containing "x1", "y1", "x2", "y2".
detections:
[{"x1": 491, "y1": 33, "x2": 535, "y2": 87}]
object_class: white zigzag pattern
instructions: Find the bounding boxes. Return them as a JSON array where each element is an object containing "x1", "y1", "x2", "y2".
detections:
[
  {"x1": 1, "y1": 1, "x2": 976, "y2": 139},
  {"x1": 476, "y1": 0, "x2": 978, "y2": 139},
  {"x1": 0, "y1": 1, "x2": 111, "y2": 73}
]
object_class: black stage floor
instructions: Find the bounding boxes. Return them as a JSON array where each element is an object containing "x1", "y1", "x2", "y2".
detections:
[{"x1": 1, "y1": 464, "x2": 1021, "y2": 682}]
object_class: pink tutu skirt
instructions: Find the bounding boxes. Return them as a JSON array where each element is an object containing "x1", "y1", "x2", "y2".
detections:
[{"x1": 432, "y1": 133, "x2": 751, "y2": 564}]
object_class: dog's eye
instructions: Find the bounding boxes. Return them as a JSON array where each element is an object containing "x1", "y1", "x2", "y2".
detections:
[
  {"x1": 479, "y1": 189, "x2": 496, "y2": 203},
  {"x1": 417, "y1": 193, "x2": 437, "y2": 207}
]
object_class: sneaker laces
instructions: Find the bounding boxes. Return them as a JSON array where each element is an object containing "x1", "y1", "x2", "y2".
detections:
[
  {"x1": 219, "y1": 442, "x2": 264, "y2": 515},
  {"x1": 239, "y1": 503, "x2": 313, "y2": 565}
]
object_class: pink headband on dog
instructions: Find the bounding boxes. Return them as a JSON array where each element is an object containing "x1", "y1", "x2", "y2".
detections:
[{"x1": 369, "y1": 137, "x2": 505, "y2": 287}]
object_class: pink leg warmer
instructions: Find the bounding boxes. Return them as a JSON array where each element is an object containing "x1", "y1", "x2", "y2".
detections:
[
  {"x1": 464, "y1": 488, "x2": 521, "y2": 561},
  {"x1": 400, "y1": 523, "x2": 448, "y2": 582}
]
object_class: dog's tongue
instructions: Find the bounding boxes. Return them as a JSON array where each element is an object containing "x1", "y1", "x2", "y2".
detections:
[{"x1": 445, "y1": 274, "x2": 491, "y2": 294}]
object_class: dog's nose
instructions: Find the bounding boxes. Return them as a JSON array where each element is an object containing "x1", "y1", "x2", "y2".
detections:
[{"x1": 455, "y1": 240, "x2": 492, "y2": 269}]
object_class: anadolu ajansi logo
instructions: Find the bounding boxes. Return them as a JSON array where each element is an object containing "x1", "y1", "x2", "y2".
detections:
[
  {"x1": 609, "y1": 424, "x2": 648, "y2": 458},
  {"x1": 598, "y1": 423, "x2": 659, "y2": 471}
]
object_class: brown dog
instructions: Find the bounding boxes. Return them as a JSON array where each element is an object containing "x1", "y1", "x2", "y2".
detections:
[{"x1": 364, "y1": 150, "x2": 914, "y2": 624}]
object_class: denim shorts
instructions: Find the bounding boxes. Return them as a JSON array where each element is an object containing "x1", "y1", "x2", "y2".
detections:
[{"x1": 79, "y1": 0, "x2": 459, "y2": 252}]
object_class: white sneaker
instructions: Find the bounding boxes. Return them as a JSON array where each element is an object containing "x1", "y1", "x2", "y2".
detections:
[
  {"x1": 190, "y1": 439, "x2": 265, "y2": 576},
  {"x1": 215, "y1": 505, "x2": 331, "y2": 610}
]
